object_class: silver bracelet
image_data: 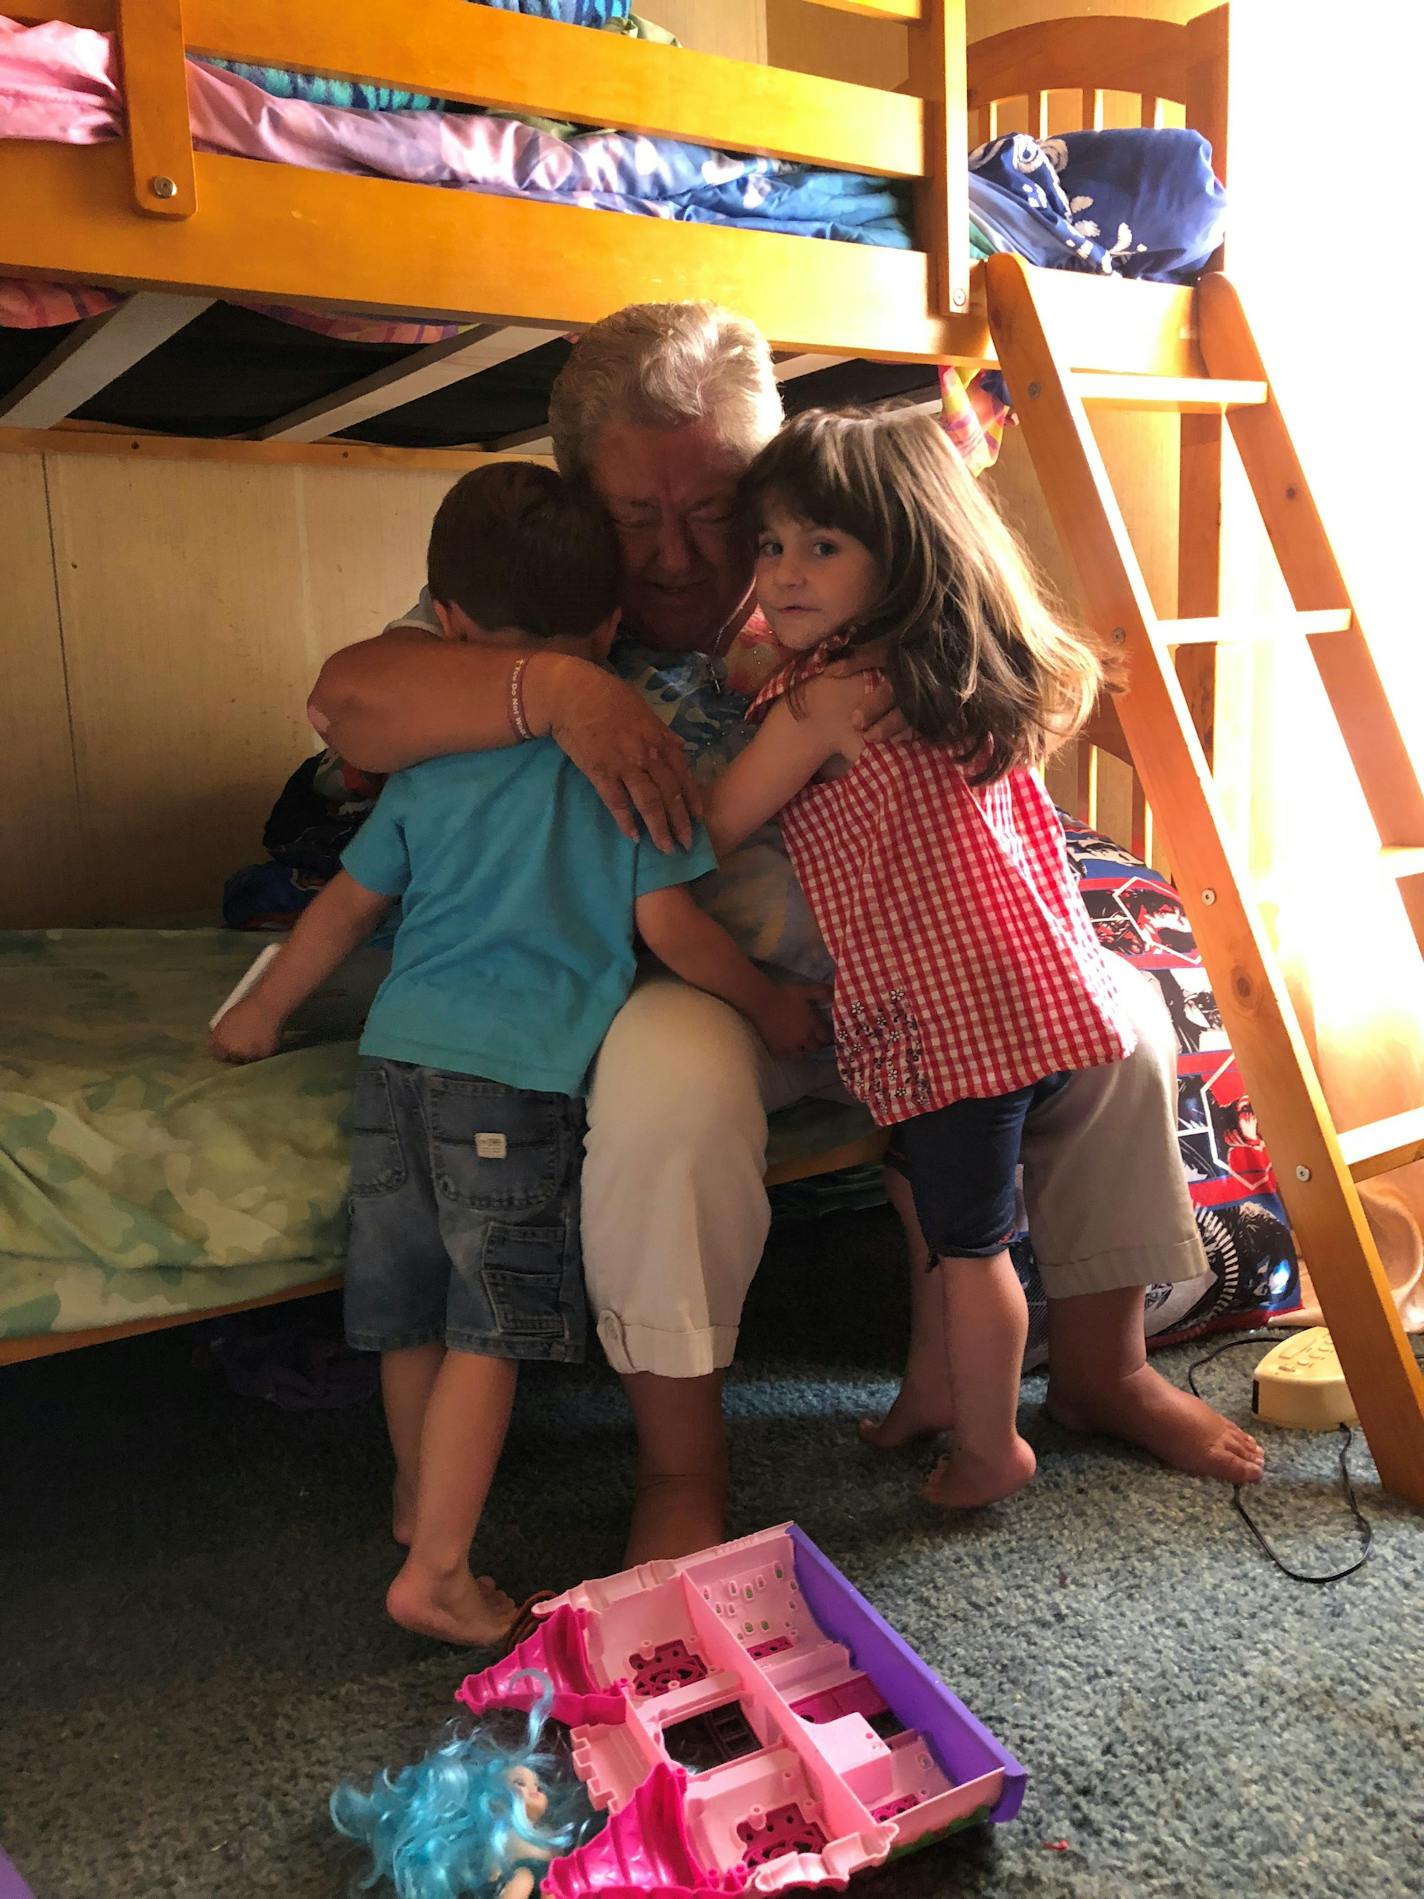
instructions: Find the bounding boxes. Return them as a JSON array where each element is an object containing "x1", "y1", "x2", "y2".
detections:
[{"x1": 508, "y1": 653, "x2": 534, "y2": 743}]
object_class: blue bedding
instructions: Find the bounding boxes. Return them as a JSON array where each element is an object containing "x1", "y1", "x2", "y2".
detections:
[{"x1": 969, "y1": 128, "x2": 1226, "y2": 283}]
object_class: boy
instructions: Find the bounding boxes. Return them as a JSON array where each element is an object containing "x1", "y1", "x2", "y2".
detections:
[{"x1": 211, "y1": 464, "x2": 826, "y2": 1645}]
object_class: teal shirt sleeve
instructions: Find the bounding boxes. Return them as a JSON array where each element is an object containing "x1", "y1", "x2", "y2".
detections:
[
  {"x1": 633, "y1": 820, "x2": 718, "y2": 899},
  {"x1": 341, "y1": 783, "x2": 411, "y2": 898}
]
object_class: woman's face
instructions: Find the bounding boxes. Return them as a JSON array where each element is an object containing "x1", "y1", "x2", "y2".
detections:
[{"x1": 589, "y1": 419, "x2": 755, "y2": 654}]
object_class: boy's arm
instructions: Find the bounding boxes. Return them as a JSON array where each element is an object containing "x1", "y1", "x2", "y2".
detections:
[
  {"x1": 209, "y1": 872, "x2": 393, "y2": 1063},
  {"x1": 634, "y1": 885, "x2": 830, "y2": 1061},
  {"x1": 706, "y1": 674, "x2": 869, "y2": 857}
]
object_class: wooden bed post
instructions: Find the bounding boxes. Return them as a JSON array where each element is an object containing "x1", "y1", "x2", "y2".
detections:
[
  {"x1": 1174, "y1": 3, "x2": 1230, "y2": 767},
  {"x1": 908, "y1": 1, "x2": 970, "y2": 317},
  {"x1": 116, "y1": 0, "x2": 197, "y2": 219}
]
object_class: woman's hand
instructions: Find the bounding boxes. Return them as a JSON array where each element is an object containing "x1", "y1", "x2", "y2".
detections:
[
  {"x1": 526, "y1": 654, "x2": 702, "y2": 851},
  {"x1": 824, "y1": 640, "x2": 912, "y2": 745}
]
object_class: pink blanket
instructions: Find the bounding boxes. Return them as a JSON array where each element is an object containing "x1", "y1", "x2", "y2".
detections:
[{"x1": 0, "y1": 12, "x2": 718, "y2": 339}]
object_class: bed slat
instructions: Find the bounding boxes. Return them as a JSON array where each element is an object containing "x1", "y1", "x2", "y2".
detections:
[
  {"x1": 0, "y1": 293, "x2": 212, "y2": 428},
  {"x1": 256, "y1": 325, "x2": 556, "y2": 444}
]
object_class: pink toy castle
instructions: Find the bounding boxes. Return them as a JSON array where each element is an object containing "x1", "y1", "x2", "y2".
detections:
[{"x1": 456, "y1": 1522, "x2": 1025, "y2": 1896}]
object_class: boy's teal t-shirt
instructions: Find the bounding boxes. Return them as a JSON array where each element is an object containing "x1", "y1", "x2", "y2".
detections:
[{"x1": 341, "y1": 742, "x2": 716, "y2": 1095}]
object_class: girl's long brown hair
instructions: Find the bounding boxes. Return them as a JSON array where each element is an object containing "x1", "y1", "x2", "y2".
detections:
[{"x1": 742, "y1": 406, "x2": 1110, "y2": 781}]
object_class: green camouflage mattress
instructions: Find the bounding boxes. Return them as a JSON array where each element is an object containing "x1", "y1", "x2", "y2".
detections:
[{"x1": 0, "y1": 930, "x2": 879, "y2": 1345}]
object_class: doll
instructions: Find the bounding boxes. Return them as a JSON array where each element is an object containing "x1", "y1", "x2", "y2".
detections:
[{"x1": 332, "y1": 1672, "x2": 590, "y2": 1899}]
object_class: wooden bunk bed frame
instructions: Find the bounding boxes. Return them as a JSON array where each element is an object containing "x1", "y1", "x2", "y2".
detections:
[{"x1": 3, "y1": 1, "x2": 1422, "y2": 1508}]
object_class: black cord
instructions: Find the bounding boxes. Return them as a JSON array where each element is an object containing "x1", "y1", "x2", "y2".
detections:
[{"x1": 1186, "y1": 1331, "x2": 1375, "y2": 1584}]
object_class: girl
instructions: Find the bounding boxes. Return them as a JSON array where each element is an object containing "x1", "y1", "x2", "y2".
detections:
[{"x1": 707, "y1": 406, "x2": 1140, "y2": 1510}]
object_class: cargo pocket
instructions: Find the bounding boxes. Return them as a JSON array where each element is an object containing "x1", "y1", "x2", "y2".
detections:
[
  {"x1": 348, "y1": 1062, "x2": 406, "y2": 1198},
  {"x1": 480, "y1": 1222, "x2": 571, "y2": 1342},
  {"x1": 429, "y1": 1075, "x2": 572, "y2": 1214}
]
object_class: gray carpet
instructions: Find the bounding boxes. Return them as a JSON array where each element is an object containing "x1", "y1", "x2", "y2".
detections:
[{"x1": 2, "y1": 1205, "x2": 1421, "y2": 1899}]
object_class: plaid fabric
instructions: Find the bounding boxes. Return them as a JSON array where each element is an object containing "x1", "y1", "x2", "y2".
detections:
[{"x1": 749, "y1": 666, "x2": 1136, "y2": 1125}]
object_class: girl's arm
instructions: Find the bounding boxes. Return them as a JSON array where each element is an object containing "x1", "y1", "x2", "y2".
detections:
[
  {"x1": 634, "y1": 887, "x2": 830, "y2": 1060},
  {"x1": 209, "y1": 872, "x2": 393, "y2": 1063},
  {"x1": 706, "y1": 673, "x2": 869, "y2": 857},
  {"x1": 308, "y1": 634, "x2": 698, "y2": 850}
]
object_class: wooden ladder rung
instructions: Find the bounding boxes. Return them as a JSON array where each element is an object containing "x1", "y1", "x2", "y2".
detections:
[
  {"x1": 1340, "y1": 1105, "x2": 1424, "y2": 1183},
  {"x1": 1159, "y1": 609, "x2": 1353, "y2": 646},
  {"x1": 1380, "y1": 845, "x2": 1424, "y2": 880},
  {"x1": 1071, "y1": 373, "x2": 1268, "y2": 412}
]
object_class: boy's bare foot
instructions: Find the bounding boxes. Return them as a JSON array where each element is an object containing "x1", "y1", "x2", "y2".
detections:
[
  {"x1": 623, "y1": 1473, "x2": 727, "y2": 1568},
  {"x1": 857, "y1": 1386, "x2": 954, "y2": 1453},
  {"x1": 385, "y1": 1558, "x2": 518, "y2": 1647},
  {"x1": 1045, "y1": 1363, "x2": 1265, "y2": 1484},
  {"x1": 922, "y1": 1436, "x2": 1036, "y2": 1510}
]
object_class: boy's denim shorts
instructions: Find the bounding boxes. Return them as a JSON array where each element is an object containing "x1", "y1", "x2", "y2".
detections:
[{"x1": 344, "y1": 1057, "x2": 586, "y2": 1362}]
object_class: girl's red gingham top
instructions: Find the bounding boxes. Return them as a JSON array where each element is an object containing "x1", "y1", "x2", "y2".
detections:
[{"x1": 749, "y1": 663, "x2": 1137, "y2": 1126}]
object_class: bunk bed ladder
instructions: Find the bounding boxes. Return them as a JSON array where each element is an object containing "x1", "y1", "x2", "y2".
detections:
[{"x1": 985, "y1": 252, "x2": 1424, "y2": 1507}]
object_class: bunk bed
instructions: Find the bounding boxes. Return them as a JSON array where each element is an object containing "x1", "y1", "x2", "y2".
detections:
[{"x1": 3, "y1": 0, "x2": 1421, "y2": 1513}]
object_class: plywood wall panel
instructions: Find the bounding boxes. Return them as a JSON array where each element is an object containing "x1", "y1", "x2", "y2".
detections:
[
  {"x1": 653, "y1": 1, "x2": 766, "y2": 61},
  {"x1": 46, "y1": 455, "x2": 318, "y2": 924},
  {"x1": 296, "y1": 464, "x2": 452, "y2": 668},
  {"x1": 983, "y1": 406, "x2": 1180, "y2": 859},
  {"x1": 765, "y1": 1, "x2": 908, "y2": 88},
  {"x1": 0, "y1": 457, "x2": 89, "y2": 927}
]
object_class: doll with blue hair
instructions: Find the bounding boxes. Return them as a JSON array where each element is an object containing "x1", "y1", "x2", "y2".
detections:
[{"x1": 331, "y1": 1672, "x2": 593, "y2": 1899}]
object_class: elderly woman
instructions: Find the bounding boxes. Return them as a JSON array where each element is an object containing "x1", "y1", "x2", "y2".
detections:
[{"x1": 310, "y1": 302, "x2": 1263, "y2": 1563}]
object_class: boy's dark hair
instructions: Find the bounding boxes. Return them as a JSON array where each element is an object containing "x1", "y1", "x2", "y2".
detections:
[{"x1": 427, "y1": 461, "x2": 620, "y2": 640}]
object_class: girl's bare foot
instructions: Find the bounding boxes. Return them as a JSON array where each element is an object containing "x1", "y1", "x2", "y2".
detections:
[
  {"x1": 1045, "y1": 1363, "x2": 1265, "y2": 1484},
  {"x1": 922, "y1": 1435, "x2": 1036, "y2": 1510},
  {"x1": 385, "y1": 1558, "x2": 517, "y2": 1647},
  {"x1": 857, "y1": 1385, "x2": 954, "y2": 1453}
]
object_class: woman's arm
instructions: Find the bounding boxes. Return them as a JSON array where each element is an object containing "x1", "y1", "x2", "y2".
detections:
[
  {"x1": 209, "y1": 872, "x2": 392, "y2": 1063},
  {"x1": 308, "y1": 634, "x2": 699, "y2": 849},
  {"x1": 706, "y1": 673, "x2": 868, "y2": 858}
]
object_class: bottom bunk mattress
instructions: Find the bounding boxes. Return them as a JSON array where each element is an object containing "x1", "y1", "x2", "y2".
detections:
[
  {"x1": 0, "y1": 928, "x2": 876, "y2": 1345},
  {"x1": 0, "y1": 930, "x2": 363, "y2": 1343}
]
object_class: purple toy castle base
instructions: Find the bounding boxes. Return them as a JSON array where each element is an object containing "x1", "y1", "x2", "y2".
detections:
[{"x1": 455, "y1": 1523, "x2": 1025, "y2": 1898}]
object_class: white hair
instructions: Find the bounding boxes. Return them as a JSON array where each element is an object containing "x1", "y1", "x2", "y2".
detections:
[{"x1": 548, "y1": 301, "x2": 783, "y2": 482}]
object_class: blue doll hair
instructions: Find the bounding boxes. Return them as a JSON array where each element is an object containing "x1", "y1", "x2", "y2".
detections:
[{"x1": 331, "y1": 1672, "x2": 589, "y2": 1899}]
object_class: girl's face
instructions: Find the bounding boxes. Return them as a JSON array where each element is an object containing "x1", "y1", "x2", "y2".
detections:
[{"x1": 755, "y1": 506, "x2": 883, "y2": 651}]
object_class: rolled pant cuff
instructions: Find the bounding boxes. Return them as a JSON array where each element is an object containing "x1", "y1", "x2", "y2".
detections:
[
  {"x1": 596, "y1": 1311, "x2": 740, "y2": 1378},
  {"x1": 1035, "y1": 1235, "x2": 1209, "y2": 1300}
]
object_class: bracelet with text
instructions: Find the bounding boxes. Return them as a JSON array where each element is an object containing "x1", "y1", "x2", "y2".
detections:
[{"x1": 507, "y1": 652, "x2": 534, "y2": 742}]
